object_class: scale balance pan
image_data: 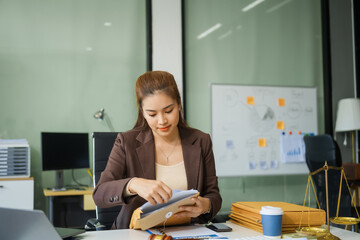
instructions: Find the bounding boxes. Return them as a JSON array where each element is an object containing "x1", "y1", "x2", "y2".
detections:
[
  {"x1": 295, "y1": 227, "x2": 328, "y2": 237},
  {"x1": 329, "y1": 217, "x2": 360, "y2": 225}
]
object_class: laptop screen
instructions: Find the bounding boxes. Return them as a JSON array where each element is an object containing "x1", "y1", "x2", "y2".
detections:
[{"x1": 0, "y1": 207, "x2": 84, "y2": 240}]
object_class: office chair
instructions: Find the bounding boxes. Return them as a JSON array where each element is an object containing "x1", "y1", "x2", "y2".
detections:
[
  {"x1": 304, "y1": 134, "x2": 352, "y2": 220},
  {"x1": 87, "y1": 132, "x2": 121, "y2": 230}
]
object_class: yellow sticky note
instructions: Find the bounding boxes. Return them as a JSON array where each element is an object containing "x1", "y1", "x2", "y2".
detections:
[
  {"x1": 277, "y1": 121, "x2": 285, "y2": 130},
  {"x1": 258, "y1": 138, "x2": 266, "y2": 147},
  {"x1": 247, "y1": 96, "x2": 255, "y2": 105},
  {"x1": 278, "y1": 98, "x2": 285, "y2": 106}
]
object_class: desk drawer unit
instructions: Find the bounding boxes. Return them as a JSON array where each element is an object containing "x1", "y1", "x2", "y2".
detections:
[
  {"x1": 0, "y1": 140, "x2": 30, "y2": 178},
  {"x1": 0, "y1": 178, "x2": 33, "y2": 209}
]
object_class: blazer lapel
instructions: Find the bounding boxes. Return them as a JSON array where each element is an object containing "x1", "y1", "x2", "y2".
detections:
[
  {"x1": 136, "y1": 129, "x2": 156, "y2": 180},
  {"x1": 180, "y1": 128, "x2": 201, "y2": 190}
]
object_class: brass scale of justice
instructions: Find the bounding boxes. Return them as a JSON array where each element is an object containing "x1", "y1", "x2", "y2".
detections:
[{"x1": 295, "y1": 161, "x2": 360, "y2": 239}]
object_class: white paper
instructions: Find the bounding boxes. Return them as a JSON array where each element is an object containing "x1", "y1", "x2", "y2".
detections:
[
  {"x1": 280, "y1": 134, "x2": 305, "y2": 163},
  {"x1": 0, "y1": 139, "x2": 29, "y2": 147},
  {"x1": 147, "y1": 225, "x2": 226, "y2": 239}
]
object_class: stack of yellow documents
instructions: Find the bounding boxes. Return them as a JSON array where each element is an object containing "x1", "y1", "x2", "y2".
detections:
[{"x1": 229, "y1": 202, "x2": 325, "y2": 233}]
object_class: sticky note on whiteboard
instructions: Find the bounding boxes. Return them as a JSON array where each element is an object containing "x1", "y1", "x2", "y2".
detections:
[
  {"x1": 258, "y1": 138, "x2": 267, "y2": 147},
  {"x1": 247, "y1": 96, "x2": 255, "y2": 105},
  {"x1": 278, "y1": 98, "x2": 286, "y2": 106},
  {"x1": 277, "y1": 121, "x2": 285, "y2": 130}
]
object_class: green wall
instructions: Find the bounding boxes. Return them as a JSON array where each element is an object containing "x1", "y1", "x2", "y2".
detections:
[
  {"x1": 0, "y1": 0, "x2": 323, "y2": 216},
  {"x1": 184, "y1": 0, "x2": 323, "y2": 214},
  {"x1": 0, "y1": 0, "x2": 147, "y2": 212}
]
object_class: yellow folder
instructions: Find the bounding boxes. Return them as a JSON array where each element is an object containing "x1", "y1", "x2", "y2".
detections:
[
  {"x1": 129, "y1": 190, "x2": 199, "y2": 230},
  {"x1": 231, "y1": 202, "x2": 325, "y2": 226},
  {"x1": 229, "y1": 202, "x2": 325, "y2": 233}
]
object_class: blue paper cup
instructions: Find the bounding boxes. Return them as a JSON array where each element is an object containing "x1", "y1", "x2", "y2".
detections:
[{"x1": 260, "y1": 206, "x2": 283, "y2": 239}]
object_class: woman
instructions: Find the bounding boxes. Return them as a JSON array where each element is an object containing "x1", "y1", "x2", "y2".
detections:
[{"x1": 93, "y1": 71, "x2": 222, "y2": 229}]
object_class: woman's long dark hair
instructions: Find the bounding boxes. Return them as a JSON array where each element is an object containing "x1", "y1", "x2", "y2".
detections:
[{"x1": 133, "y1": 71, "x2": 188, "y2": 130}]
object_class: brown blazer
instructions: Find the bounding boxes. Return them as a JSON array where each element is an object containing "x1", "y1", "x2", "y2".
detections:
[{"x1": 92, "y1": 127, "x2": 222, "y2": 229}]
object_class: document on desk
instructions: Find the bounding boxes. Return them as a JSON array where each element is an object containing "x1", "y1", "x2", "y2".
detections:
[
  {"x1": 147, "y1": 225, "x2": 227, "y2": 239},
  {"x1": 280, "y1": 134, "x2": 305, "y2": 163}
]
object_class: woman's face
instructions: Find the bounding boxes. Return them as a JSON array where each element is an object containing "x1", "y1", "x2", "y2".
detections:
[{"x1": 141, "y1": 91, "x2": 180, "y2": 138}]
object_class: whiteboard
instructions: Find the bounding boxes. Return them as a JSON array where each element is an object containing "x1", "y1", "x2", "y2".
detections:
[{"x1": 211, "y1": 84, "x2": 318, "y2": 176}]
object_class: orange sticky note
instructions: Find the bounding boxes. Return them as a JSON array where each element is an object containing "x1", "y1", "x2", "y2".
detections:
[
  {"x1": 276, "y1": 121, "x2": 285, "y2": 130},
  {"x1": 247, "y1": 96, "x2": 255, "y2": 105},
  {"x1": 258, "y1": 138, "x2": 266, "y2": 147},
  {"x1": 278, "y1": 98, "x2": 285, "y2": 106}
]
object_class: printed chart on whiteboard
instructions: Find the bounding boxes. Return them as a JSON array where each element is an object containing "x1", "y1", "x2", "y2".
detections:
[{"x1": 211, "y1": 84, "x2": 318, "y2": 177}]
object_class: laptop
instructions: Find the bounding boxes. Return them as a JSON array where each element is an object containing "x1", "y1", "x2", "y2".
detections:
[{"x1": 0, "y1": 207, "x2": 85, "y2": 240}]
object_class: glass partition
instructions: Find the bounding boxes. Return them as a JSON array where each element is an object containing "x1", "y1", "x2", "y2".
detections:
[{"x1": 184, "y1": 0, "x2": 323, "y2": 213}]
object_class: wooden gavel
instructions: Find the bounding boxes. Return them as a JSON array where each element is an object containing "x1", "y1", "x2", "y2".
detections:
[
  {"x1": 148, "y1": 234, "x2": 173, "y2": 240},
  {"x1": 148, "y1": 234, "x2": 201, "y2": 240}
]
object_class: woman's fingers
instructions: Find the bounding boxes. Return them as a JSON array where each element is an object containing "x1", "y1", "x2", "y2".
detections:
[
  {"x1": 147, "y1": 196, "x2": 156, "y2": 205},
  {"x1": 176, "y1": 198, "x2": 201, "y2": 218},
  {"x1": 129, "y1": 178, "x2": 172, "y2": 205},
  {"x1": 150, "y1": 190, "x2": 167, "y2": 204},
  {"x1": 148, "y1": 183, "x2": 172, "y2": 204},
  {"x1": 161, "y1": 183, "x2": 173, "y2": 198},
  {"x1": 175, "y1": 197, "x2": 211, "y2": 218}
]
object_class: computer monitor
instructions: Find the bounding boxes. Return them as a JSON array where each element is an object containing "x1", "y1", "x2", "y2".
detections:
[{"x1": 41, "y1": 132, "x2": 90, "y2": 189}]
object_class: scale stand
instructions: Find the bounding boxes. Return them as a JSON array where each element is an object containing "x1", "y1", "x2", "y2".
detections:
[
  {"x1": 318, "y1": 162, "x2": 340, "y2": 240},
  {"x1": 297, "y1": 162, "x2": 360, "y2": 239}
]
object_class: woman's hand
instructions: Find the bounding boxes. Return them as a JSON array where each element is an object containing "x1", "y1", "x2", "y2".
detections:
[
  {"x1": 128, "y1": 178, "x2": 172, "y2": 205},
  {"x1": 174, "y1": 196, "x2": 211, "y2": 218}
]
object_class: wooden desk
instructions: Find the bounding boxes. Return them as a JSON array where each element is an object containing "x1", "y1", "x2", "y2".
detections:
[
  {"x1": 75, "y1": 222, "x2": 360, "y2": 240},
  {"x1": 43, "y1": 187, "x2": 95, "y2": 223}
]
